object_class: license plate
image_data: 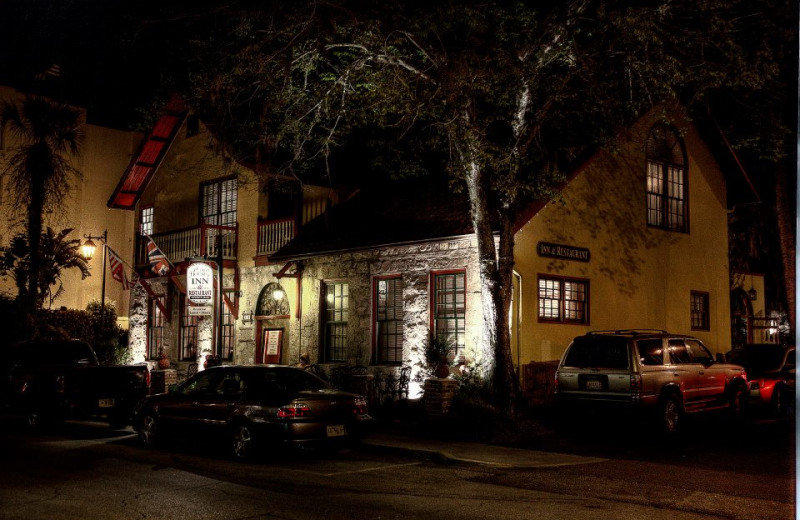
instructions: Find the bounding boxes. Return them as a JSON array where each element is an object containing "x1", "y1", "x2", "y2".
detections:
[
  {"x1": 326, "y1": 425, "x2": 346, "y2": 437},
  {"x1": 98, "y1": 398, "x2": 115, "y2": 408},
  {"x1": 586, "y1": 380, "x2": 603, "y2": 391}
]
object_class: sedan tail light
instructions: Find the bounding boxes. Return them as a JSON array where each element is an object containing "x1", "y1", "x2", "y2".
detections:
[
  {"x1": 354, "y1": 396, "x2": 368, "y2": 416},
  {"x1": 278, "y1": 403, "x2": 313, "y2": 419}
]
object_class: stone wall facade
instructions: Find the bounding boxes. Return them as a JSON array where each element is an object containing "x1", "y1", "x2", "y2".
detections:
[{"x1": 129, "y1": 236, "x2": 484, "y2": 398}]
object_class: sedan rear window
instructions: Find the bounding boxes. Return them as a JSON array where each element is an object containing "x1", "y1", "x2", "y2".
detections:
[{"x1": 563, "y1": 337, "x2": 630, "y2": 369}]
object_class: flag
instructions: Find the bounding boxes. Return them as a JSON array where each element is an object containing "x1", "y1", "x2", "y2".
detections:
[
  {"x1": 107, "y1": 247, "x2": 130, "y2": 290},
  {"x1": 145, "y1": 236, "x2": 172, "y2": 276},
  {"x1": 35, "y1": 63, "x2": 61, "y2": 80}
]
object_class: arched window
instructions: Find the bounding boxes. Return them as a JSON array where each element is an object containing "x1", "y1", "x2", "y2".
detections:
[{"x1": 646, "y1": 124, "x2": 688, "y2": 232}]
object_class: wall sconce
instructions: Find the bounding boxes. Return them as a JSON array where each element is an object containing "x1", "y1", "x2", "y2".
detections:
[
  {"x1": 241, "y1": 311, "x2": 254, "y2": 324},
  {"x1": 747, "y1": 286, "x2": 757, "y2": 301}
]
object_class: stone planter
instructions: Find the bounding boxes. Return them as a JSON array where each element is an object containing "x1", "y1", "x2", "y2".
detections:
[{"x1": 423, "y1": 378, "x2": 458, "y2": 417}]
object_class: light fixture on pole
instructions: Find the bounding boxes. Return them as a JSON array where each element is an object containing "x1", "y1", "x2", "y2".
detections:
[{"x1": 82, "y1": 230, "x2": 108, "y2": 327}]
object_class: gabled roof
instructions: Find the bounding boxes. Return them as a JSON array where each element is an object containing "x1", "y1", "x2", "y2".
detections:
[
  {"x1": 269, "y1": 181, "x2": 474, "y2": 261},
  {"x1": 107, "y1": 97, "x2": 188, "y2": 210}
]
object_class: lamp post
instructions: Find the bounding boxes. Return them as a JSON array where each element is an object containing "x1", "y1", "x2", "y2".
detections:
[{"x1": 82, "y1": 230, "x2": 108, "y2": 327}]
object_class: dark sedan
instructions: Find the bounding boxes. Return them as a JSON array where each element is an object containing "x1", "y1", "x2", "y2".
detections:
[
  {"x1": 729, "y1": 344, "x2": 795, "y2": 417},
  {"x1": 134, "y1": 365, "x2": 371, "y2": 460}
]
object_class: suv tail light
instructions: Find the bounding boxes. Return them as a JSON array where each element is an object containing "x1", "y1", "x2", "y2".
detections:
[
  {"x1": 630, "y1": 373, "x2": 642, "y2": 399},
  {"x1": 278, "y1": 403, "x2": 312, "y2": 419}
]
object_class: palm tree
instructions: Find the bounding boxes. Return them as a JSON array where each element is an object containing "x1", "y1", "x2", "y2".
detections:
[
  {"x1": 0, "y1": 96, "x2": 83, "y2": 329},
  {"x1": 0, "y1": 228, "x2": 90, "y2": 309}
]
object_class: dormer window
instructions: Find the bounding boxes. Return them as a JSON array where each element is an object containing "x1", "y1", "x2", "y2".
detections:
[{"x1": 646, "y1": 124, "x2": 688, "y2": 232}]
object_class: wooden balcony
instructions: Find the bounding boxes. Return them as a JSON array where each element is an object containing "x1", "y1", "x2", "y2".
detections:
[
  {"x1": 257, "y1": 217, "x2": 296, "y2": 257},
  {"x1": 137, "y1": 223, "x2": 238, "y2": 268}
]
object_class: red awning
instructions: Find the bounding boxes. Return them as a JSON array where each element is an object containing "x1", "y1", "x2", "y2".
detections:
[{"x1": 107, "y1": 97, "x2": 188, "y2": 210}]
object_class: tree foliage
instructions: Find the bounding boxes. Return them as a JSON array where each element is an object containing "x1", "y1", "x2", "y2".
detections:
[
  {"x1": 0, "y1": 227, "x2": 91, "y2": 309},
  {"x1": 0, "y1": 96, "x2": 83, "y2": 331}
]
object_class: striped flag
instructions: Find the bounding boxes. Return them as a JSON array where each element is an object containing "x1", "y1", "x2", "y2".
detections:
[
  {"x1": 107, "y1": 247, "x2": 130, "y2": 290},
  {"x1": 145, "y1": 236, "x2": 172, "y2": 276}
]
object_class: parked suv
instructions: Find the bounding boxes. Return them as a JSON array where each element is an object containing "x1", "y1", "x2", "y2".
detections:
[{"x1": 554, "y1": 330, "x2": 748, "y2": 434}]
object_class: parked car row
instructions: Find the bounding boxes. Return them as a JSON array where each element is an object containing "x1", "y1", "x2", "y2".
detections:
[
  {"x1": 554, "y1": 330, "x2": 794, "y2": 435},
  {"x1": 2, "y1": 339, "x2": 373, "y2": 461}
]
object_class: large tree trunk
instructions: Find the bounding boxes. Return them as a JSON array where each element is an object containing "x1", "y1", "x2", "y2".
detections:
[{"x1": 461, "y1": 133, "x2": 517, "y2": 412}]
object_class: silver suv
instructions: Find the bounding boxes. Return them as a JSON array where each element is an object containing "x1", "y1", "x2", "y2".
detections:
[{"x1": 554, "y1": 330, "x2": 748, "y2": 434}]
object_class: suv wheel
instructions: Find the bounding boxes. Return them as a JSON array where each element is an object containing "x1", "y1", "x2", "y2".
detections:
[{"x1": 659, "y1": 394, "x2": 683, "y2": 435}]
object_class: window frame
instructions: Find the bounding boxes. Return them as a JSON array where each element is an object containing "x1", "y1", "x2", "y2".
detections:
[
  {"x1": 690, "y1": 291, "x2": 710, "y2": 331},
  {"x1": 180, "y1": 298, "x2": 200, "y2": 361},
  {"x1": 321, "y1": 280, "x2": 349, "y2": 363},
  {"x1": 200, "y1": 176, "x2": 238, "y2": 227},
  {"x1": 220, "y1": 293, "x2": 236, "y2": 361},
  {"x1": 373, "y1": 275, "x2": 404, "y2": 365},
  {"x1": 537, "y1": 274, "x2": 590, "y2": 325},
  {"x1": 147, "y1": 294, "x2": 166, "y2": 360},
  {"x1": 430, "y1": 269, "x2": 467, "y2": 361},
  {"x1": 645, "y1": 124, "x2": 689, "y2": 233},
  {"x1": 139, "y1": 205, "x2": 154, "y2": 236}
]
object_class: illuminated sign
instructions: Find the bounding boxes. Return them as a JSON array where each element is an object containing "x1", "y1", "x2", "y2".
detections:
[{"x1": 187, "y1": 262, "x2": 214, "y2": 305}]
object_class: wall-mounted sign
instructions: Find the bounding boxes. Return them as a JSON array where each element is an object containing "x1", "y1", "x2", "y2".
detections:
[
  {"x1": 264, "y1": 330, "x2": 282, "y2": 356},
  {"x1": 187, "y1": 262, "x2": 214, "y2": 305},
  {"x1": 537, "y1": 241, "x2": 591, "y2": 262},
  {"x1": 188, "y1": 305, "x2": 213, "y2": 316}
]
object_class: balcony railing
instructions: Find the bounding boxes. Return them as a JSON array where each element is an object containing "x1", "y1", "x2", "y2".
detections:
[
  {"x1": 137, "y1": 223, "x2": 238, "y2": 267},
  {"x1": 257, "y1": 218, "x2": 295, "y2": 256}
]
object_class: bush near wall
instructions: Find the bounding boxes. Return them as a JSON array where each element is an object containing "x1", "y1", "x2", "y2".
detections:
[{"x1": 0, "y1": 296, "x2": 129, "y2": 365}]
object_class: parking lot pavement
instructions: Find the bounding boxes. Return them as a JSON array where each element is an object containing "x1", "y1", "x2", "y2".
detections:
[{"x1": 361, "y1": 431, "x2": 608, "y2": 468}]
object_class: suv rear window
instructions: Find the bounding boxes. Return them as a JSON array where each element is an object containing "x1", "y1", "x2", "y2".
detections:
[{"x1": 563, "y1": 336, "x2": 630, "y2": 369}]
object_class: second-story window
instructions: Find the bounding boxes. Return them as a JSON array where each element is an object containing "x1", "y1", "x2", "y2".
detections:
[
  {"x1": 202, "y1": 177, "x2": 238, "y2": 227},
  {"x1": 140, "y1": 206, "x2": 153, "y2": 236},
  {"x1": 646, "y1": 124, "x2": 688, "y2": 232}
]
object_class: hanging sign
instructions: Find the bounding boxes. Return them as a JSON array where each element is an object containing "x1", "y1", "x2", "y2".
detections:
[{"x1": 187, "y1": 262, "x2": 214, "y2": 305}]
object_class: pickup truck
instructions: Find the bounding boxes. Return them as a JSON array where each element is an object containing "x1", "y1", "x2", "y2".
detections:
[{"x1": 1, "y1": 339, "x2": 150, "y2": 428}]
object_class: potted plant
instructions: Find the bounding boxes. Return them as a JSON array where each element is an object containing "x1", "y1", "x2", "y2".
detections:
[
  {"x1": 157, "y1": 348, "x2": 170, "y2": 370},
  {"x1": 425, "y1": 334, "x2": 454, "y2": 379}
]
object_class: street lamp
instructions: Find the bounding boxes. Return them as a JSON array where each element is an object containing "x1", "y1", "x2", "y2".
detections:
[{"x1": 82, "y1": 230, "x2": 108, "y2": 327}]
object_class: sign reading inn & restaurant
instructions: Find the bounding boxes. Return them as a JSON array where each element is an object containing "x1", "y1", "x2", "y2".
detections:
[{"x1": 536, "y1": 241, "x2": 591, "y2": 262}]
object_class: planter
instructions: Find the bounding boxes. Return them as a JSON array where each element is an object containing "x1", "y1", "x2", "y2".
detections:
[{"x1": 434, "y1": 362, "x2": 451, "y2": 379}]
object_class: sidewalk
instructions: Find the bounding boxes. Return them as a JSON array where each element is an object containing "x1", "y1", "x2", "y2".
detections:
[{"x1": 361, "y1": 430, "x2": 608, "y2": 469}]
